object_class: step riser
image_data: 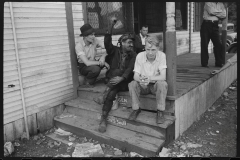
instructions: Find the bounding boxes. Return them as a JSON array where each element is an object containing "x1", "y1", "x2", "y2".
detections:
[
  {"x1": 78, "y1": 90, "x2": 174, "y2": 114},
  {"x1": 54, "y1": 119, "x2": 160, "y2": 156},
  {"x1": 66, "y1": 106, "x2": 166, "y2": 139}
]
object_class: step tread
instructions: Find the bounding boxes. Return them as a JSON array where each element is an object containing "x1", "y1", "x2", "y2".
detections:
[
  {"x1": 78, "y1": 80, "x2": 176, "y2": 100},
  {"x1": 65, "y1": 107, "x2": 166, "y2": 139},
  {"x1": 65, "y1": 98, "x2": 175, "y2": 129},
  {"x1": 54, "y1": 114, "x2": 164, "y2": 156}
]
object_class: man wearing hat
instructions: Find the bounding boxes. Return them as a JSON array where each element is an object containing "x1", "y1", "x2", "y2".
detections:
[
  {"x1": 93, "y1": 20, "x2": 137, "y2": 133},
  {"x1": 75, "y1": 23, "x2": 109, "y2": 88}
]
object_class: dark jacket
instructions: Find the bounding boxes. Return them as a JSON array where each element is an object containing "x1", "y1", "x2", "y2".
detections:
[
  {"x1": 104, "y1": 33, "x2": 136, "y2": 82},
  {"x1": 134, "y1": 34, "x2": 145, "y2": 54}
]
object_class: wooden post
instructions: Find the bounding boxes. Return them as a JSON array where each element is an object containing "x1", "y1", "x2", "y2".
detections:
[
  {"x1": 221, "y1": 7, "x2": 228, "y2": 64},
  {"x1": 65, "y1": 2, "x2": 79, "y2": 98},
  {"x1": 165, "y1": 2, "x2": 177, "y2": 97}
]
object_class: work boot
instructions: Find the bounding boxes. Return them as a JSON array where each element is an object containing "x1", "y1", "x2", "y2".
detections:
[
  {"x1": 128, "y1": 109, "x2": 141, "y2": 121},
  {"x1": 156, "y1": 110, "x2": 165, "y2": 124},
  {"x1": 93, "y1": 87, "x2": 111, "y2": 105},
  {"x1": 98, "y1": 112, "x2": 108, "y2": 133}
]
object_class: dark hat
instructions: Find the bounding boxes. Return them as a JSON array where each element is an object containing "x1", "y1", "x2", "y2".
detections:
[
  {"x1": 80, "y1": 23, "x2": 94, "y2": 37},
  {"x1": 118, "y1": 33, "x2": 135, "y2": 43}
]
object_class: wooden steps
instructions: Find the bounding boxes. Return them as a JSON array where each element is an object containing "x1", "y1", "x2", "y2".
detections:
[
  {"x1": 54, "y1": 112, "x2": 164, "y2": 156},
  {"x1": 77, "y1": 80, "x2": 175, "y2": 115},
  {"x1": 54, "y1": 97, "x2": 175, "y2": 156}
]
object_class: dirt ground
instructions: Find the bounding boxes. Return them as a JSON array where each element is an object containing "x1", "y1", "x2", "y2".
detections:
[{"x1": 6, "y1": 80, "x2": 237, "y2": 157}]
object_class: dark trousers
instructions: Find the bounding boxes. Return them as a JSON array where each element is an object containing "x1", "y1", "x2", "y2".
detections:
[
  {"x1": 102, "y1": 69, "x2": 129, "y2": 114},
  {"x1": 78, "y1": 63, "x2": 101, "y2": 85},
  {"x1": 200, "y1": 21, "x2": 224, "y2": 66}
]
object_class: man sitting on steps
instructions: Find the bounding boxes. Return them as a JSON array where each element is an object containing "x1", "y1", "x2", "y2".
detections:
[
  {"x1": 128, "y1": 35, "x2": 168, "y2": 124},
  {"x1": 75, "y1": 23, "x2": 109, "y2": 88},
  {"x1": 93, "y1": 20, "x2": 137, "y2": 133}
]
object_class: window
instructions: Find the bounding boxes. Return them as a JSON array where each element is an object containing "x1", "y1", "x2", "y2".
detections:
[
  {"x1": 83, "y1": 2, "x2": 133, "y2": 36},
  {"x1": 175, "y1": 2, "x2": 188, "y2": 30},
  {"x1": 133, "y1": 2, "x2": 188, "y2": 33},
  {"x1": 194, "y1": 2, "x2": 204, "y2": 31}
]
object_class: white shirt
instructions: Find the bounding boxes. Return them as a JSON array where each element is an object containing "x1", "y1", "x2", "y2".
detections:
[
  {"x1": 140, "y1": 33, "x2": 146, "y2": 45},
  {"x1": 75, "y1": 37, "x2": 104, "y2": 63},
  {"x1": 133, "y1": 51, "x2": 167, "y2": 77}
]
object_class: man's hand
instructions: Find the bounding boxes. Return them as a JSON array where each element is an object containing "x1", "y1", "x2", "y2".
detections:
[
  {"x1": 139, "y1": 75, "x2": 150, "y2": 86},
  {"x1": 109, "y1": 76, "x2": 124, "y2": 85},
  {"x1": 99, "y1": 56, "x2": 106, "y2": 67},
  {"x1": 104, "y1": 62, "x2": 110, "y2": 70}
]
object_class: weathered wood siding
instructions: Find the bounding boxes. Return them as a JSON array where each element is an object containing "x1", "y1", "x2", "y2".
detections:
[
  {"x1": 4, "y1": 2, "x2": 74, "y2": 125},
  {"x1": 175, "y1": 62, "x2": 237, "y2": 138}
]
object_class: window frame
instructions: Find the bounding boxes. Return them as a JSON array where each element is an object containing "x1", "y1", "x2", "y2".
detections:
[{"x1": 82, "y1": 2, "x2": 133, "y2": 36}]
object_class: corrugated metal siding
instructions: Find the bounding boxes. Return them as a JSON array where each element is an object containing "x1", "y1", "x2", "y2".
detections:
[
  {"x1": 4, "y1": 2, "x2": 23, "y2": 125},
  {"x1": 4, "y1": 2, "x2": 74, "y2": 124}
]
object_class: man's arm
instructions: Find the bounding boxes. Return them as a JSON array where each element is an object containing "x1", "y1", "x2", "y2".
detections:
[
  {"x1": 149, "y1": 68, "x2": 166, "y2": 81},
  {"x1": 121, "y1": 53, "x2": 137, "y2": 80}
]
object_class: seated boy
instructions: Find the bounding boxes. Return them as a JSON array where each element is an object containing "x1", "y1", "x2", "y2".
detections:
[{"x1": 128, "y1": 35, "x2": 168, "y2": 124}]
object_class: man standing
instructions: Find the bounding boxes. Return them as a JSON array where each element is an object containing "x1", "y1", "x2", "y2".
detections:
[
  {"x1": 134, "y1": 25, "x2": 148, "y2": 54},
  {"x1": 200, "y1": 2, "x2": 226, "y2": 67},
  {"x1": 128, "y1": 35, "x2": 168, "y2": 124},
  {"x1": 93, "y1": 21, "x2": 137, "y2": 133},
  {"x1": 75, "y1": 23, "x2": 109, "y2": 88}
]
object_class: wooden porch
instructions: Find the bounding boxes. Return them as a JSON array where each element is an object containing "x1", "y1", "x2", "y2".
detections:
[{"x1": 53, "y1": 52, "x2": 236, "y2": 156}]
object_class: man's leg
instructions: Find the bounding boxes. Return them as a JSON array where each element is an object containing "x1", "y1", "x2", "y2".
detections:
[
  {"x1": 128, "y1": 81, "x2": 150, "y2": 120},
  {"x1": 200, "y1": 22, "x2": 211, "y2": 67},
  {"x1": 211, "y1": 23, "x2": 224, "y2": 67},
  {"x1": 79, "y1": 63, "x2": 101, "y2": 85},
  {"x1": 98, "y1": 85, "x2": 120, "y2": 133},
  {"x1": 150, "y1": 80, "x2": 168, "y2": 124}
]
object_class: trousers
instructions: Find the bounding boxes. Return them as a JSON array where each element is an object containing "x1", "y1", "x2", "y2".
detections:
[
  {"x1": 102, "y1": 69, "x2": 129, "y2": 114},
  {"x1": 128, "y1": 80, "x2": 168, "y2": 111},
  {"x1": 200, "y1": 21, "x2": 224, "y2": 66},
  {"x1": 78, "y1": 63, "x2": 101, "y2": 85}
]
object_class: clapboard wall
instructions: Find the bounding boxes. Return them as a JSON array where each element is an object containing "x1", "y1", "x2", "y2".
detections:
[{"x1": 4, "y1": 2, "x2": 74, "y2": 142}]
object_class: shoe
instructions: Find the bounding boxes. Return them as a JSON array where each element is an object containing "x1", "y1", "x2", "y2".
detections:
[
  {"x1": 98, "y1": 113, "x2": 108, "y2": 133},
  {"x1": 202, "y1": 65, "x2": 209, "y2": 68},
  {"x1": 93, "y1": 87, "x2": 111, "y2": 105},
  {"x1": 128, "y1": 109, "x2": 141, "y2": 121},
  {"x1": 156, "y1": 110, "x2": 165, "y2": 124}
]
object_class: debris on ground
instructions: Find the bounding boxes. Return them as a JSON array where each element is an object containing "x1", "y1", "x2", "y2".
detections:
[
  {"x1": 69, "y1": 136, "x2": 76, "y2": 142},
  {"x1": 54, "y1": 154, "x2": 71, "y2": 157},
  {"x1": 186, "y1": 143, "x2": 202, "y2": 148},
  {"x1": 36, "y1": 138, "x2": 45, "y2": 145},
  {"x1": 13, "y1": 142, "x2": 20, "y2": 147},
  {"x1": 20, "y1": 132, "x2": 28, "y2": 141},
  {"x1": 114, "y1": 149, "x2": 122, "y2": 156},
  {"x1": 47, "y1": 141, "x2": 55, "y2": 148},
  {"x1": 208, "y1": 107, "x2": 216, "y2": 112},
  {"x1": 229, "y1": 87, "x2": 236, "y2": 90},
  {"x1": 130, "y1": 152, "x2": 143, "y2": 157},
  {"x1": 54, "y1": 128, "x2": 72, "y2": 136},
  {"x1": 209, "y1": 131, "x2": 217, "y2": 136},
  {"x1": 159, "y1": 147, "x2": 171, "y2": 157},
  {"x1": 54, "y1": 141, "x2": 61, "y2": 146},
  {"x1": 72, "y1": 143, "x2": 104, "y2": 157},
  {"x1": 223, "y1": 92, "x2": 228, "y2": 97},
  {"x1": 68, "y1": 142, "x2": 73, "y2": 146},
  {"x1": 4, "y1": 142, "x2": 14, "y2": 157}
]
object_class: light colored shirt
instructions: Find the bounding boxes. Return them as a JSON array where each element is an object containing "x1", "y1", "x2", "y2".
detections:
[
  {"x1": 75, "y1": 37, "x2": 104, "y2": 63},
  {"x1": 203, "y1": 2, "x2": 226, "y2": 21},
  {"x1": 227, "y1": 54, "x2": 237, "y2": 65},
  {"x1": 140, "y1": 33, "x2": 146, "y2": 45},
  {"x1": 133, "y1": 51, "x2": 167, "y2": 77}
]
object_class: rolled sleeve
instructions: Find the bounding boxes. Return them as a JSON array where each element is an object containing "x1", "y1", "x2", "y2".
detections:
[
  {"x1": 158, "y1": 54, "x2": 167, "y2": 71},
  {"x1": 75, "y1": 43, "x2": 85, "y2": 57}
]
